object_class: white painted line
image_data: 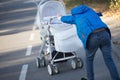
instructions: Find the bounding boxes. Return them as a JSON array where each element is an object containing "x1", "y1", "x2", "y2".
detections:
[
  {"x1": 19, "y1": 64, "x2": 28, "y2": 80},
  {"x1": 26, "y1": 45, "x2": 32, "y2": 56},
  {"x1": 19, "y1": 22, "x2": 35, "y2": 80},
  {"x1": 29, "y1": 33, "x2": 35, "y2": 41}
]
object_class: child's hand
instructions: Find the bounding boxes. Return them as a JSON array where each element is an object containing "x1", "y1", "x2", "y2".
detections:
[
  {"x1": 56, "y1": 14, "x2": 61, "y2": 20},
  {"x1": 56, "y1": 14, "x2": 61, "y2": 17}
]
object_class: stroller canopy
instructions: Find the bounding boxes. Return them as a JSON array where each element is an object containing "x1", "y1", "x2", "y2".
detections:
[
  {"x1": 38, "y1": 0, "x2": 66, "y2": 20},
  {"x1": 39, "y1": 0, "x2": 50, "y2": 5}
]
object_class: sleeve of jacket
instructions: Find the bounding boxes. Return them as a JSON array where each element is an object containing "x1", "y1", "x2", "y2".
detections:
[{"x1": 61, "y1": 15, "x2": 75, "y2": 24}]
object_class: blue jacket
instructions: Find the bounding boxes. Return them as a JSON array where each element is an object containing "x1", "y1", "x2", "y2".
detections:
[{"x1": 61, "y1": 5, "x2": 111, "y2": 48}]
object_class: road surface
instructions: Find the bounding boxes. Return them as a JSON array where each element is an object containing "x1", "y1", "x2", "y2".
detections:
[{"x1": 0, "y1": 0, "x2": 120, "y2": 80}]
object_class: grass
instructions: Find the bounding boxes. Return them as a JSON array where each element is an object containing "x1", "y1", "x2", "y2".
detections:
[
  {"x1": 66, "y1": 2, "x2": 120, "y2": 20},
  {"x1": 103, "y1": 8, "x2": 120, "y2": 20},
  {"x1": 88, "y1": 3, "x2": 120, "y2": 20}
]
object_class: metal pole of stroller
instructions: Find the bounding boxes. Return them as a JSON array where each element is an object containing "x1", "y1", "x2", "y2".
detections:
[
  {"x1": 32, "y1": 0, "x2": 45, "y2": 59},
  {"x1": 39, "y1": 40, "x2": 46, "y2": 59}
]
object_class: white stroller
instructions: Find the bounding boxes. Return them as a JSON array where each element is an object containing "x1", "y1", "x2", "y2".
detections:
[{"x1": 35, "y1": 0, "x2": 84, "y2": 75}]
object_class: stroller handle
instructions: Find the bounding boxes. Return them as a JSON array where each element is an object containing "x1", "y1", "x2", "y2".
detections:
[
  {"x1": 42, "y1": 16, "x2": 58, "y2": 25},
  {"x1": 40, "y1": 16, "x2": 58, "y2": 31},
  {"x1": 43, "y1": 16, "x2": 57, "y2": 21}
]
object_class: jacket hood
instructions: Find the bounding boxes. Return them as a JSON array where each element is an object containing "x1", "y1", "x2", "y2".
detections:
[{"x1": 71, "y1": 5, "x2": 90, "y2": 15}]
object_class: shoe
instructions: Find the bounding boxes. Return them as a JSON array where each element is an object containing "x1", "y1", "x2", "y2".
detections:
[{"x1": 81, "y1": 77, "x2": 87, "y2": 80}]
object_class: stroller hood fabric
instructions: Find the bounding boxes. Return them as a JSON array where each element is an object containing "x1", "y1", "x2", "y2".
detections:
[
  {"x1": 40, "y1": 0, "x2": 50, "y2": 5},
  {"x1": 40, "y1": 1, "x2": 66, "y2": 20}
]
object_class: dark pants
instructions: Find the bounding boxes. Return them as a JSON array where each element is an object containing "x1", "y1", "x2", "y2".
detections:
[{"x1": 85, "y1": 30, "x2": 120, "y2": 80}]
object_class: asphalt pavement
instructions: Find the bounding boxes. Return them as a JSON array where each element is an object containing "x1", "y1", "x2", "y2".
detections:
[{"x1": 0, "y1": 0, "x2": 120, "y2": 80}]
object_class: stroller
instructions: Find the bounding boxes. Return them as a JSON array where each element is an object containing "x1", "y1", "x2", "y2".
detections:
[{"x1": 35, "y1": 0, "x2": 84, "y2": 75}]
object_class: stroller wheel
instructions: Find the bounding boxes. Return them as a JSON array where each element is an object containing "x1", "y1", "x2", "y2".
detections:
[
  {"x1": 71, "y1": 58, "x2": 77, "y2": 69},
  {"x1": 47, "y1": 64, "x2": 59, "y2": 75},
  {"x1": 36, "y1": 57, "x2": 45, "y2": 68},
  {"x1": 77, "y1": 58, "x2": 83, "y2": 68},
  {"x1": 53, "y1": 64, "x2": 59, "y2": 74},
  {"x1": 36, "y1": 57, "x2": 40, "y2": 68},
  {"x1": 47, "y1": 64, "x2": 53, "y2": 75}
]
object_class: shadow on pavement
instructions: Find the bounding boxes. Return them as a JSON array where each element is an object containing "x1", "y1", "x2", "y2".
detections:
[{"x1": 0, "y1": 0, "x2": 37, "y2": 36}]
